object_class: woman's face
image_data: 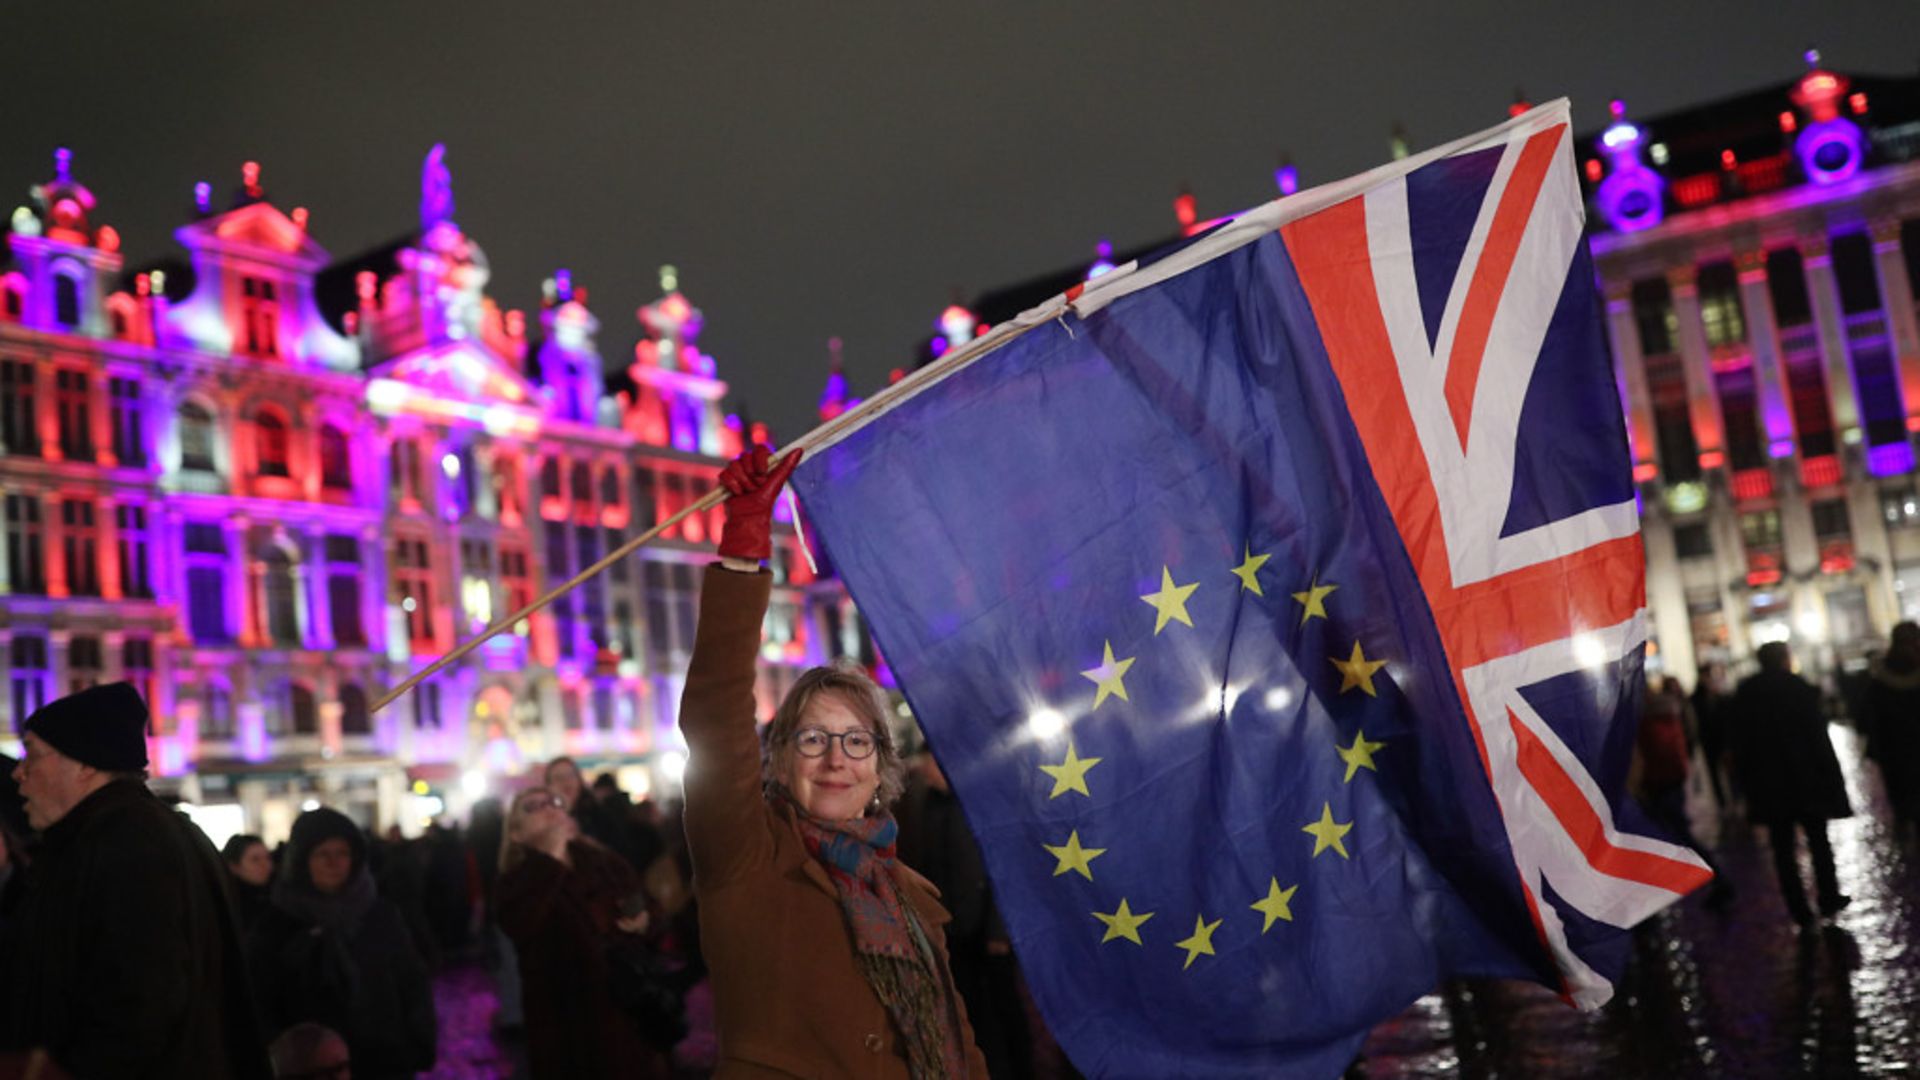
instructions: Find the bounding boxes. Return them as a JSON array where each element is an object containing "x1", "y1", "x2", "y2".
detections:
[
  {"x1": 784, "y1": 692, "x2": 882, "y2": 821},
  {"x1": 307, "y1": 837, "x2": 354, "y2": 895},
  {"x1": 512, "y1": 789, "x2": 577, "y2": 849},
  {"x1": 546, "y1": 762, "x2": 583, "y2": 808},
  {"x1": 234, "y1": 842, "x2": 273, "y2": 887}
]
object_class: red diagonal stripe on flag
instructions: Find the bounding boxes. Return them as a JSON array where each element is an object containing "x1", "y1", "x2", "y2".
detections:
[{"x1": 1442, "y1": 124, "x2": 1567, "y2": 449}]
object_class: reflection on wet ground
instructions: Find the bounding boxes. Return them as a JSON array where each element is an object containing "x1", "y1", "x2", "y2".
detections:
[{"x1": 1361, "y1": 726, "x2": 1920, "y2": 1079}]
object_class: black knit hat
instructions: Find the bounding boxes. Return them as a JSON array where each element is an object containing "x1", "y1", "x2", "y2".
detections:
[{"x1": 23, "y1": 682, "x2": 150, "y2": 771}]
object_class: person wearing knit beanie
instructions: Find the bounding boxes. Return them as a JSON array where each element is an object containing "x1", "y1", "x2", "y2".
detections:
[{"x1": 13, "y1": 682, "x2": 150, "y2": 832}]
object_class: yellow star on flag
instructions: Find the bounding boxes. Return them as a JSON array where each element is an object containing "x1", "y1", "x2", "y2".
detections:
[
  {"x1": 1251, "y1": 878, "x2": 1298, "y2": 932},
  {"x1": 1043, "y1": 830, "x2": 1106, "y2": 880},
  {"x1": 1092, "y1": 898, "x2": 1154, "y2": 945},
  {"x1": 1230, "y1": 547, "x2": 1271, "y2": 595},
  {"x1": 1039, "y1": 742, "x2": 1102, "y2": 799},
  {"x1": 1140, "y1": 566, "x2": 1200, "y2": 634},
  {"x1": 1330, "y1": 641, "x2": 1388, "y2": 696},
  {"x1": 1081, "y1": 641, "x2": 1135, "y2": 710},
  {"x1": 1337, "y1": 730, "x2": 1386, "y2": 782},
  {"x1": 1174, "y1": 914, "x2": 1222, "y2": 970},
  {"x1": 1292, "y1": 579, "x2": 1338, "y2": 624},
  {"x1": 1302, "y1": 802, "x2": 1353, "y2": 859}
]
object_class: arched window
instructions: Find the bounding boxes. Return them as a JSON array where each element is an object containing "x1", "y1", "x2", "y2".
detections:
[
  {"x1": 179, "y1": 402, "x2": 216, "y2": 471},
  {"x1": 541, "y1": 457, "x2": 562, "y2": 500},
  {"x1": 255, "y1": 409, "x2": 290, "y2": 478},
  {"x1": 290, "y1": 682, "x2": 317, "y2": 735},
  {"x1": 52, "y1": 270, "x2": 80, "y2": 329},
  {"x1": 339, "y1": 683, "x2": 371, "y2": 735},
  {"x1": 319, "y1": 423, "x2": 352, "y2": 490},
  {"x1": 571, "y1": 462, "x2": 592, "y2": 513},
  {"x1": 262, "y1": 547, "x2": 300, "y2": 647}
]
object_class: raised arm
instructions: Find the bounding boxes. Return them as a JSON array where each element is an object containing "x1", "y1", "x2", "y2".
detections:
[{"x1": 678, "y1": 445, "x2": 800, "y2": 890}]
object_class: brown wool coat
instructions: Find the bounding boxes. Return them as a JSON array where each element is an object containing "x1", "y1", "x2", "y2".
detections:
[{"x1": 681, "y1": 565, "x2": 989, "y2": 1079}]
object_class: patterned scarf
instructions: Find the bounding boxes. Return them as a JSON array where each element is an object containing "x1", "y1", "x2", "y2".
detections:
[{"x1": 786, "y1": 797, "x2": 971, "y2": 1079}]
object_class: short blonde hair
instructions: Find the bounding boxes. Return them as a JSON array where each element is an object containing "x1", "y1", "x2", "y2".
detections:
[{"x1": 763, "y1": 659, "x2": 907, "y2": 812}]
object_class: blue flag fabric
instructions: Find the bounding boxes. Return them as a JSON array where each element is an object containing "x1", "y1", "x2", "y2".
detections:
[{"x1": 789, "y1": 103, "x2": 1708, "y2": 1078}]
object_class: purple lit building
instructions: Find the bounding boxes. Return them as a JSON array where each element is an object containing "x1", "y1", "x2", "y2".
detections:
[{"x1": 0, "y1": 148, "x2": 845, "y2": 841}]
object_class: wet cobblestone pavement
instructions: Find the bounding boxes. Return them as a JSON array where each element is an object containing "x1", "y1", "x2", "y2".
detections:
[{"x1": 433, "y1": 727, "x2": 1918, "y2": 1078}]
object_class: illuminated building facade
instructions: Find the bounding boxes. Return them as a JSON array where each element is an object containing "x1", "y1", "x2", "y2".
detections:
[{"x1": 0, "y1": 148, "x2": 840, "y2": 839}]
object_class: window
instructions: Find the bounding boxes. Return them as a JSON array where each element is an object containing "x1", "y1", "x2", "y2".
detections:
[
  {"x1": 542, "y1": 457, "x2": 563, "y2": 503},
  {"x1": 500, "y1": 546, "x2": 533, "y2": 634},
  {"x1": 493, "y1": 454, "x2": 523, "y2": 522},
  {"x1": 391, "y1": 437, "x2": 423, "y2": 503},
  {"x1": 1812, "y1": 498, "x2": 1853, "y2": 541},
  {"x1": 1674, "y1": 523, "x2": 1714, "y2": 560},
  {"x1": 60, "y1": 499, "x2": 99, "y2": 597},
  {"x1": 633, "y1": 467, "x2": 656, "y2": 529},
  {"x1": 261, "y1": 547, "x2": 300, "y2": 646},
  {"x1": 255, "y1": 410, "x2": 290, "y2": 478},
  {"x1": 593, "y1": 682, "x2": 615, "y2": 731},
  {"x1": 1767, "y1": 248, "x2": 1813, "y2": 328},
  {"x1": 319, "y1": 424, "x2": 351, "y2": 490},
  {"x1": 11, "y1": 636, "x2": 47, "y2": 726},
  {"x1": 1697, "y1": 262, "x2": 1746, "y2": 348},
  {"x1": 577, "y1": 529, "x2": 606, "y2": 650},
  {"x1": 447, "y1": 446, "x2": 476, "y2": 518},
  {"x1": 414, "y1": 680, "x2": 442, "y2": 730},
  {"x1": 179, "y1": 402, "x2": 216, "y2": 471},
  {"x1": 605, "y1": 527, "x2": 629, "y2": 582},
  {"x1": 116, "y1": 504, "x2": 151, "y2": 598},
  {"x1": 289, "y1": 682, "x2": 317, "y2": 735},
  {"x1": 68, "y1": 635, "x2": 102, "y2": 693},
  {"x1": 201, "y1": 682, "x2": 234, "y2": 740},
  {"x1": 53, "y1": 272, "x2": 79, "y2": 329},
  {"x1": 600, "y1": 467, "x2": 623, "y2": 516},
  {"x1": 1884, "y1": 487, "x2": 1920, "y2": 528},
  {"x1": 56, "y1": 369, "x2": 91, "y2": 462},
  {"x1": 545, "y1": 522, "x2": 575, "y2": 658},
  {"x1": 109, "y1": 377, "x2": 144, "y2": 466},
  {"x1": 1741, "y1": 510, "x2": 1783, "y2": 549},
  {"x1": 1631, "y1": 278, "x2": 1677, "y2": 356},
  {"x1": 240, "y1": 275, "x2": 279, "y2": 357},
  {"x1": 340, "y1": 683, "x2": 371, "y2": 735},
  {"x1": 392, "y1": 535, "x2": 436, "y2": 649},
  {"x1": 1832, "y1": 233, "x2": 1883, "y2": 315},
  {"x1": 5, "y1": 495, "x2": 44, "y2": 594},
  {"x1": 460, "y1": 538, "x2": 494, "y2": 631},
  {"x1": 325, "y1": 535, "x2": 364, "y2": 647},
  {"x1": 562, "y1": 686, "x2": 585, "y2": 731},
  {"x1": 612, "y1": 599, "x2": 636, "y2": 660},
  {"x1": 642, "y1": 560, "x2": 699, "y2": 667},
  {"x1": 123, "y1": 638, "x2": 154, "y2": 728},
  {"x1": 184, "y1": 522, "x2": 229, "y2": 644},
  {"x1": 0, "y1": 361, "x2": 36, "y2": 457}
]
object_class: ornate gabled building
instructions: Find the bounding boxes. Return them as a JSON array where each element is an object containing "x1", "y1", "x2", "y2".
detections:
[{"x1": 0, "y1": 147, "x2": 845, "y2": 842}]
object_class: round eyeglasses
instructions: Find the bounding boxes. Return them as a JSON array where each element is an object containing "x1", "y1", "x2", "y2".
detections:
[{"x1": 791, "y1": 726, "x2": 878, "y2": 760}]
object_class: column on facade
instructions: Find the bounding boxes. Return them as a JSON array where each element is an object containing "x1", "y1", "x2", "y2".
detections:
[
  {"x1": 1640, "y1": 516, "x2": 1696, "y2": 686},
  {"x1": 1869, "y1": 220, "x2": 1920, "y2": 428},
  {"x1": 0, "y1": 628, "x2": 14, "y2": 733},
  {"x1": 1735, "y1": 249, "x2": 1798, "y2": 458},
  {"x1": 153, "y1": 637, "x2": 177, "y2": 746},
  {"x1": 161, "y1": 508, "x2": 186, "y2": 612},
  {"x1": 1845, "y1": 474, "x2": 1899, "y2": 641},
  {"x1": 225, "y1": 516, "x2": 254, "y2": 647},
  {"x1": 0, "y1": 477, "x2": 11, "y2": 596},
  {"x1": 88, "y1": 369, "x2": 112, "y2": 467},
  {"x1": 43, "y1": 485, "x2": 67, "y2": 599},
  {"x1": 48, "y1": 629, "x2": 70, "y2": 700},
  {"x1": 317, "y1": 666, "x2": 343, "y2": 758},
  {"x1": 98, "y1": 493, "x2": 122, "y2": 600},
  {"x1": 35, "y1": 362, "x2": 58, "y2": 461},
  {"x1": 304, "y1": 526, "x2": 335, "y2": 650},
  {"x1": 1605, "y1": 282, "x2": 1658, "y2": 476},
  {"x1": 1667, "y1": 265, "x2": 1725, "y2": 465},
  {"x1": 361, "y1": 526, "x2": 388, "y2": 658},
  {"x1": 1800, "y1": 234, "x2": 1862, "y2": 447}
]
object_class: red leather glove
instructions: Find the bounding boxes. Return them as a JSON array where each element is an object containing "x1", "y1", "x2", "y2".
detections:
[{"x1": 716, "y1": 444, "x2": 802, "y2": 562}]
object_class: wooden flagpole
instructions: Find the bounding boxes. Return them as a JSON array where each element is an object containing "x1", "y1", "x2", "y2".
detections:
[{"x1": 371, "y1": 315, "x2": 1049, "y2": 715}]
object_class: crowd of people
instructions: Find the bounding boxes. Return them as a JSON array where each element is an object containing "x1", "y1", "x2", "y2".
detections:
[{"x1": 1637, "y1": 626, "x2": 1920, "y2": 930}]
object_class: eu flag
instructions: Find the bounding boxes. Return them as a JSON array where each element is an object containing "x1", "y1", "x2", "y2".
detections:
[{"x1": 790, "y1": 102, "x2": 1710, "y2": 1078}]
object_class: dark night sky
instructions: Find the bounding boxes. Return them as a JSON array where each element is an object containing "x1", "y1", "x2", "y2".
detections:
[{"x1": 4, "y1": 3, "x2": 1916, "y2": 440}]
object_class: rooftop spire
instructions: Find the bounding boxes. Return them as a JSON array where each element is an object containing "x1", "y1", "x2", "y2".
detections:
[{"x1": 421, "y1": 143, "x2": 455, "y2": 230}]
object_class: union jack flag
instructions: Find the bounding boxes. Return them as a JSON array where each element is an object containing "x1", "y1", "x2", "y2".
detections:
[{"x1": 792, "y1": 101, "x2": 1710, "y2": 1077}]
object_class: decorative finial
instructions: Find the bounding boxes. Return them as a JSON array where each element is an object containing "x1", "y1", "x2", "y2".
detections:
[
  {"x1": 420, "y1": 143, "x2": 455, "y2": 230},
  {"x1": 659, "y1": 265, "x2": 678, "y2": 293},
  {"x1": 241, "y1": 161, "x2": 262, "y2": 199},
  {"x1": 54, "y1": 148, "x2": 72, "y2": 183},
  {"x1": 194, "y1": 181, "x2": 211, "y2": 215},
  {"x1": 1805, "y1": 48, "x2": 1822, "y2": 69},
  {"x1": 828, "y1": 335, "x2": 844, "y2": 370}
]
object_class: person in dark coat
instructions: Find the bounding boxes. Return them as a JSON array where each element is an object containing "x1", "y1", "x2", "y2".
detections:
[
  {"x1": 1730, "y1": 642, "x2": 1853, "y2": 925},
  {"x1": 1866, "y1": 621, "x2": 1920, "y2": 834},
  {"x1": 223, "y1": 833, "x2": 275, "y2": 934},
  {"x1": 1690, "y1": 662, "x2": 1736, "y2": 811},
  {"x1": 0, "y1": 682, "x2": 271, "y2": 1079},
  {"x1": 496, "y1": 785, "x2": 668, "y2": 1079},
  {"x1": 248, "y1": 807, "x2": 437, "y2": 1079},
  {"x1": 546, "y1": 757, "x2": 631, "y2": 862}
]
